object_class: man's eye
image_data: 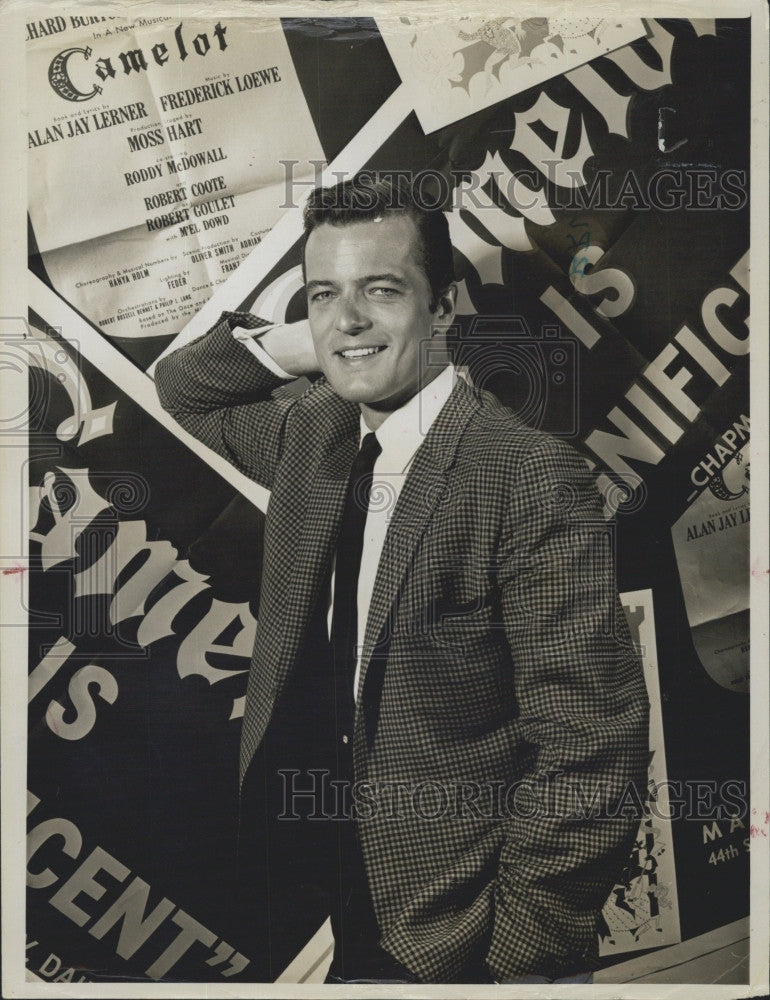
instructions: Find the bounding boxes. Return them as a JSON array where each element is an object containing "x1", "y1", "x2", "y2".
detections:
[
  {"x1": 310, "y1": 290, "x2": 334, "y2": 303},
  {"x1": 369, "y1": 286, "x2": 399, "y2": 297}
]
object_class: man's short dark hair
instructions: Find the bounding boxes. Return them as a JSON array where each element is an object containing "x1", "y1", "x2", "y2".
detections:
[{"x1": 301, "y1": 173, "x2": 455, "y2": 310}]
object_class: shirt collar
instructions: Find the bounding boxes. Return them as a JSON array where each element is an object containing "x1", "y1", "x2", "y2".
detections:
[{"x1": 359, "y1": 364, "x2": 457, "y2": 474}]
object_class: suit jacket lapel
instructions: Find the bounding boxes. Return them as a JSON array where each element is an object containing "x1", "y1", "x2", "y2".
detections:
[
  {"x1": 263, "y1": 388, "x2": 359, "y2": 719},
  {"x1": 356, "y1": 378, "x2": 481, "y2": 715},
  {"x1": 245, "y1": 375, "x2": 481, "y2": 776}
]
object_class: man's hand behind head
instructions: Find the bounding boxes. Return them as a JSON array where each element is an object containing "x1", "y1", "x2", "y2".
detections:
[{"x1": 257, "y1": 319, "x2": 318, "y2": 377}]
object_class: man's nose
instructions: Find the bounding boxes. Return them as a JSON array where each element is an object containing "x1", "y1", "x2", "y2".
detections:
[{"x1": 335, "y1": 293, "x2": 371, "y2": 335}]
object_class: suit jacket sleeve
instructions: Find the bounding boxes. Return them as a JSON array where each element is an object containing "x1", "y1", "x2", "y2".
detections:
[
  {"x1": 487, "y1": 435, "x2": 650, "y2": 982},
  {"x1": 154, "y1": 311, "x2": 298, "y2": 490}
]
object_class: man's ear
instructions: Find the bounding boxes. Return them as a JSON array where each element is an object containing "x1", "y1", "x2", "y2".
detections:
[{"x1": 431, "y1": 283, "x2": 458, "y2": 328}]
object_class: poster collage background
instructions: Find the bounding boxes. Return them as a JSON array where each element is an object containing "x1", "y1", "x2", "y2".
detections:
[{"x1": 1, "y1": 1, "x2": 768, "y2": 994}]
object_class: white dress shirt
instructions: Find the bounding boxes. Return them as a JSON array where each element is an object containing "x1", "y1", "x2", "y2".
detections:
[{"x1": 234, "y1": 324, "x2": 457, "y2": 699}]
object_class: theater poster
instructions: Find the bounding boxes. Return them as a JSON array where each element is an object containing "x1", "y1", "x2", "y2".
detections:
[{"x1": 1, "y1": 1, "x2": 768, "y2": 996}]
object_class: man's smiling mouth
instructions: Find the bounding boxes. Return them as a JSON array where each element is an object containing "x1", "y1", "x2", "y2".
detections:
[{"x1": 338, "y1": 346, "x2": 387, "y2": 358}]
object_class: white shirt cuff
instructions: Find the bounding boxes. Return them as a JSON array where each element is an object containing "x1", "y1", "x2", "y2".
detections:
[{"x1": 232, "y1": 324, "x2": 294, "y2": 380}]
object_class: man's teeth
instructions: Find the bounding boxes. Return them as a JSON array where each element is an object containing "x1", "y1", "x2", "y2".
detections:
[{"x1": 341, "y1": 346, "x2": 383, "y2": 358}]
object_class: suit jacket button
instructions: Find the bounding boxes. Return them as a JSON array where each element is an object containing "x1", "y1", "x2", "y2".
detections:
[{"x1": 342, "y1": 734, "x2": 349, "y2": 744}]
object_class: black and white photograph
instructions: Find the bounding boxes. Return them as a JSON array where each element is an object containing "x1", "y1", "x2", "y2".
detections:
[{"x1": 1, "y1": 1, "x2": 768, "y2": 995}]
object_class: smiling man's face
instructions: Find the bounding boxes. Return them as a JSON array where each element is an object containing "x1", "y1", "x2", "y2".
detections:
[{"x1": 304, "y1": 213, "x2": 455, "y2": 429}]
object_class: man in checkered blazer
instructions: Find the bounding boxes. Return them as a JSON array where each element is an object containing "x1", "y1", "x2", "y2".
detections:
[{"x1": 155, "y1": 175, "x2": 649, "y2": 984}]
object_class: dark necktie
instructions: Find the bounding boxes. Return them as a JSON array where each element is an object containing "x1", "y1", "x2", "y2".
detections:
[
  {"x1": 330, "y1": 431, "x2": 382, "y2": 747},
  {"x1": 328, "y1": 433, "x2": 386, "y2": 970}
]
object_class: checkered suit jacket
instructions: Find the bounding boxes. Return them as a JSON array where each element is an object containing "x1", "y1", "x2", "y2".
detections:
[{"x1": 155, "y1": 311, "x2": 650, "y2": 983}]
